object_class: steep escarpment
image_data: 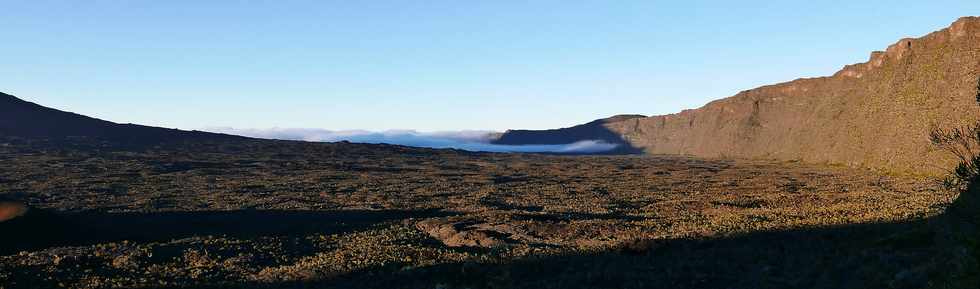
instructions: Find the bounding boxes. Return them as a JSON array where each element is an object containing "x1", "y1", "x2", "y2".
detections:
[{"x1": 499, "y1": 17, "x2": 980, "y2": 173}]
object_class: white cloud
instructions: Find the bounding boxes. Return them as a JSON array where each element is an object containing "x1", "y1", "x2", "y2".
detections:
[{"x1": 205, "y1": 127, "x2": 619, "y2": 153}]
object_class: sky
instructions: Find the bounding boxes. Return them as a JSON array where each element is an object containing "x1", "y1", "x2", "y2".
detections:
[{"x1": 2, "y1": 1, "x2": 979, "y2": 132}]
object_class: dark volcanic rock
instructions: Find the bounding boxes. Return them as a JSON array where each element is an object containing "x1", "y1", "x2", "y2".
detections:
[{"x1": 495, "y1": 17, "x2": 980, "y2": 173}]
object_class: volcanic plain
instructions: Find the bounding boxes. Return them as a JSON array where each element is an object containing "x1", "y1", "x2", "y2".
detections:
[{"x1": 0, "y1": 137, "x2": 971, "y2": 289}]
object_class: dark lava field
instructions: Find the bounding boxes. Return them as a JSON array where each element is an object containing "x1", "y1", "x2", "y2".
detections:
[{"x1": 0, "y1": 137, "x2": 974, "y2": 289}]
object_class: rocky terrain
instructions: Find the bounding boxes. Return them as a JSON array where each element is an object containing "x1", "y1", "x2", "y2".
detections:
[
  {"x1": 0, "y1": 92, "x2": 973, "y2": 288},
  {"x1": 0, "y1": 91, "x2": 975, "y2": 287},
  {"x1": 0, "y1": 137, "x2": 973, "y2": 288},
  {"x1": 494, "y1": 17, "x2": 980, "y2": 173}
]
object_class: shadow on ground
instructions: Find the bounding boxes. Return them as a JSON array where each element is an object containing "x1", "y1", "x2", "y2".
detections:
[
  {"x1": 2, "y1": 195, "x2": 977, "y2": 289},
  {"x1": 0, "y1": 208, "x2": 451, "y2": 255},
  {"x1": 262, "y1": 189, "x2": 979, "y2": 289}
]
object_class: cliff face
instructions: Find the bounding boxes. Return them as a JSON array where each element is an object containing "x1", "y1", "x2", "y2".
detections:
[{"x1": 501, "y1": 17, "x2": 980, "y2": 173}]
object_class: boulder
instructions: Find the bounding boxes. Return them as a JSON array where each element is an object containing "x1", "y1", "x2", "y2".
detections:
[{"x1": 0, "y1": 201, "x2": 28, "y2": 223}]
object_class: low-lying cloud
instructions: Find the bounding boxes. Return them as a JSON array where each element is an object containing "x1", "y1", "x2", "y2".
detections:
[{"x1": 206, "y1": 127, "x2": 619, "y2": 153}]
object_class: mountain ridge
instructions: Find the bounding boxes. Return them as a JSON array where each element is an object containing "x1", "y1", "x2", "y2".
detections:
[
  {"x1": 496, "y1": 16, "x2": 980, "y2": 173},
  {"x1": 492, "y1": 114, "x2": 645, "y2": 154},
  {"x1": 0, "y1": 92, "x2": 245, "y2": 145}
]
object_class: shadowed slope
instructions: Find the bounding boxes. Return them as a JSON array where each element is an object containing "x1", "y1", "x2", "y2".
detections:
[
  {"x1": 0, "y1": 92, "x2": 243, "y2": 145},
  {"x1": 492, "y1": 115, "x2": 645, "y2": 154}
]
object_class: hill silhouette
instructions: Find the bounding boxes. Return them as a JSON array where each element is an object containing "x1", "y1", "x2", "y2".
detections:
[
  {"x1": 492, "y1": 114, "x2": 645, "y2": 154},
  {"x1": 495, "y1": 17, "x2": 980, "y2": 173},
  {"x1": 0, "y1": 92, "x2": 243, "y2": 145}
]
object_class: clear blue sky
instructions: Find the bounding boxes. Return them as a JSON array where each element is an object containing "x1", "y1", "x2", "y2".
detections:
[{"x1": 2, "y1": 1, "x2": 978, "y2": 131}]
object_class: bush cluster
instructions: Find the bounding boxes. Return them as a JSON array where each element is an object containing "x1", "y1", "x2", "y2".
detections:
[{"x1": 931, "y1": 124, "x2": 980, "y2": 189}]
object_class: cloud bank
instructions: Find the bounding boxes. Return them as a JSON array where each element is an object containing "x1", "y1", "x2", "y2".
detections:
[{"x1": 206, "y1": 127, "x2": 619, "y2": 154}]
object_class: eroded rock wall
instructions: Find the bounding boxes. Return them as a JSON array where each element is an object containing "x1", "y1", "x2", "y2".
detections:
[{"x1": 604, "y1": 17, "x2": 980, "y2": 173}]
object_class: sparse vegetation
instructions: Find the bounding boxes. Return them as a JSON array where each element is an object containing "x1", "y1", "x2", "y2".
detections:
[
  {"x1": 929, "y1": 77, "x2": 980, "y2": 190},
  {"x1": 930, "y1": 123, "x2": 980, "y2": 189},
  {"x1": 922, "y1": 77, "x2": 980, "y2": 288}
]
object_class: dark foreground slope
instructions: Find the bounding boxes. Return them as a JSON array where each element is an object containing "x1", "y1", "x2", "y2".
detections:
[
  {"x1": 0, "y1": 92, "x2": 243, "y2": 145},
  {"x1": 496, "y1": 17, "x2": 980, "y2": 173}
]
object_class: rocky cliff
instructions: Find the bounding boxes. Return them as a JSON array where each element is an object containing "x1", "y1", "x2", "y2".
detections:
[{"x1": 496, "y1": 17, "x2": 980, "y2": 173}]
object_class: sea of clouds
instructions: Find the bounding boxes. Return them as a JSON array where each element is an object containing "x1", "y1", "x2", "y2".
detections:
[{"x1": 205, "y1": 127, "x2": 619, "y2": 153}]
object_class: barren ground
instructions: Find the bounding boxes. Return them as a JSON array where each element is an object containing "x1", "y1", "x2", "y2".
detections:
[{"x1": 0, "y1": 138, "x2": 972, "y2": 289}]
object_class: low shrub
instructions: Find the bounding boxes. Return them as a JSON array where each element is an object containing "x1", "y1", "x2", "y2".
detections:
[{"x1": 930, "y1": 124, "x2": 980, "y2": 190}]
